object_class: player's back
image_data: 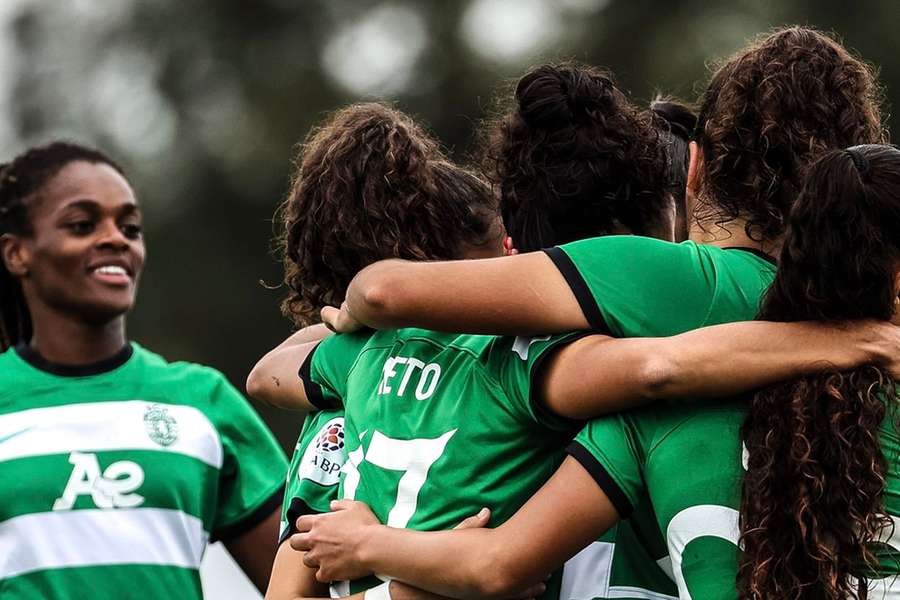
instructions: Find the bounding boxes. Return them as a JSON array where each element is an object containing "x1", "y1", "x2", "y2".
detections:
[
  {"x1": 629, "y1": 399, "x2": 900, "y2": 598},
  {"x1": 339, "y1": 328, "x2": 576, "y2": 531}
]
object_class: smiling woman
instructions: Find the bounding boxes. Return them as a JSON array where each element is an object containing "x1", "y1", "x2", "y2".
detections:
[{"x1": 0, "y1": 141, "x2": 287, "y2": 600}]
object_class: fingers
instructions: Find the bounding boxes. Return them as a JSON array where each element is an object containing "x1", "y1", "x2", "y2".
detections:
[
  {"x1": 320, "y1": 306, "x2": 341, "y2": 332},
  {"x1": 295, "y1": 514, "x2": 317, "y2": 533},
  {"x1": 454, "y1": 507, "x2": 490, "y2": 530},
  {"x1": 289, "y1": 532, "x2": 312, "y2": 552},
  {"x1": 329, "y1": 499, "x2": 359, "y2": 512}
]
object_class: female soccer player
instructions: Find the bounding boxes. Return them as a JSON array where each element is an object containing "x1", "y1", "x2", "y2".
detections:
[
  {"x1": 253, "y1": 103, "x2": 507, "y2": 600},
  {"x1": 739, "y1": 145, "x2": 900, "y2": 597},
  {"x1": 297, "y1": 145, "x2": 900, "y2": 599},
  {"x1": 0, "y1": 143, "x2": 286, "y2": 598},
  {"x1": 293, "y1": 27, "x2": 891, "y2": 599}
]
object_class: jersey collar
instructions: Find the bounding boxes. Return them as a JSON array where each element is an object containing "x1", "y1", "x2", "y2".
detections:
[{"x1": 14, "y1": 343, "x2": 134, "y2": 377}]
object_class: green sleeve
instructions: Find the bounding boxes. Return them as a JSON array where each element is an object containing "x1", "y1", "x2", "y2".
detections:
[
  {"x1": 279, "y1": 410, "x2": 346, "y2": 544},
  {"x1": 567, "y1": 412, "x2": 649, "y2": 518},
  {"x1": 298, "y1": 331, "x2": 371, "y2": 410},
  {"x1": 484, "y1": 332, "x2": 589, "y2": 432},
  {"x1": 207, "y1": 372, "x2": 288, "y2": 542},
  {"x1": 545, "y1": 236, "x2": 714, "y2": 337}
]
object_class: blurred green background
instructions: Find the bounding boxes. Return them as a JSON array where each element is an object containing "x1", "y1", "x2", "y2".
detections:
[{"x1": 2, "y1": 0, "x2": 896, "y2": 449}]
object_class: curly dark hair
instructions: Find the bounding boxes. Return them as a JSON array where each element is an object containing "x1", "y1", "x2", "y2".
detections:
[
  {"x1": 0, "y1": 141, "x2": 124, "y2": 351},
  {"x1": 277, "y1": 103, "x2": 499, "y2": 326},
  {"x1": 695, "y1": 27, "x2": 885, "y2": 242},
  {"x1": 476, "y1": 62, "x2": 671, "y2": 252},
  {"x1": 650, "y1": 97, "x2": 696, "y2": 241},
  {"x1": 739, "y1": 145, "x2": 900, "y2": 599}
]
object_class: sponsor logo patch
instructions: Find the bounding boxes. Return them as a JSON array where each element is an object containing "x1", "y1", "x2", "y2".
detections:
[{"x1": 299, "y1": 417, "x2": 345, "y2": 486}]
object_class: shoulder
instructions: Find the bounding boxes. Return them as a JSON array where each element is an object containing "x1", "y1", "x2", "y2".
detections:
[{"x1": 130, "y1": 344, "x2": 249, "y2": 418}]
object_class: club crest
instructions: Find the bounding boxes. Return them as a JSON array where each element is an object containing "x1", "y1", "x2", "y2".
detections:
[{"x1": 144, "y1": 404, "x2": 179, "y2": 447}]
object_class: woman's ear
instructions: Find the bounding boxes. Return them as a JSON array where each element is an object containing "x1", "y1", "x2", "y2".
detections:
[
  {"x1": 503, "y1": 236, "x2": 518, "y2": 256},
  {"x1": 0, "y1": 233, "x2": 29, "y2": 277}
]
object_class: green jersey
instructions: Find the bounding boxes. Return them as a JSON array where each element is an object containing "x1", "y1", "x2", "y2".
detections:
[
  {"x1": 0, "y1": 343, "x2": 287, "y2": 600},
  {"x1": 547, "y1": 236, "x2": 778, "y2": 599},
  {"x1": 573, "y1": 401, "x2": 900, "y2": 599},
  {"x1": 279, "y1": 409, "x2": 346, "y2": 544},
  {"x1": 302, "y1": 329, "x2": 592, "y2": 597}
]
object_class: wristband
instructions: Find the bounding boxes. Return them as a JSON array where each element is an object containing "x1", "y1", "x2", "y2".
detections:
[{"x1": 364, "y1": 581, "x2": 392, "y2": 600}]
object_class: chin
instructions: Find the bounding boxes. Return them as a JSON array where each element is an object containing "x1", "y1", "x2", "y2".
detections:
[{"x1": 75, "y1": 297, "x2": 135, "y2": 326}]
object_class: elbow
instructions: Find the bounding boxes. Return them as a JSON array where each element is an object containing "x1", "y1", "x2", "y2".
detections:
[
  {"x1": 245, "y1": 366, "x2": 266, "y2": 402},
  {"x1": 347, "y1": 263, "x2": 411, "y2": 328},
  {"x1": 245, "y1": 361, "x2": 283, "y2": 409},
  {"x1": 466, "y1": 547, "x2": 532, "y2": 599},
  {"x1": 638, "y1": 354, "x2": 679, "y2": 401}
]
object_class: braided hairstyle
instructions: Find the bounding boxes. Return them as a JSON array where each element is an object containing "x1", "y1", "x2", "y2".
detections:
[
  {"x1": 739, "y1": 145, "x2": 900, "y2": 599},
  {"x1": 477, "y1": 62, "x2": 670, "y2": 252},
  {"x1": 0, "y1": 142, "x2": 124, "y2": 351},
  {"x1": 277, "y1": 103, "x2": 499, "y2": 326},
  {"x1": 695, "y1": 26, "x2": 884, "y2": 242}
]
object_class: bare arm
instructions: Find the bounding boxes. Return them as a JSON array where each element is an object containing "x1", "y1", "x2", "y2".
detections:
[
  {"x1": 246, "y1": 325, "x2": 332, "y2": 410},
  {"x1": 266, "y1": 542, "x2": 329, "y2": 600},
  {"x1": 340, "y1": 254, "x2": 589, "y2": 335},
  {"x1": 224, "y1": 508, "x2": 282, "y2": 592},
  {"x1": 542, "y1": 319, "x2": 900, "y2": 419},
  {"x1": 293, "y1": 457, "x2": 616, "y2": 599}
]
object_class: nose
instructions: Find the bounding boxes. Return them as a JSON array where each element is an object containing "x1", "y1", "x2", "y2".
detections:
[{"x1": 95, "y1": 219, "x2": 130, "y2": 250}]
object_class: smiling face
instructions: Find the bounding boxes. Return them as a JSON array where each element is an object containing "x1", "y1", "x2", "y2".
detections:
[{"x1": 7, "y1": 160, "x2": 145, "y2": 325}]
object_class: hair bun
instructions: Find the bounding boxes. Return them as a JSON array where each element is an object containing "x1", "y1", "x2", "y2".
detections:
[{"x1": 516, "y1": 64, "x2": 614, "y2": 129}]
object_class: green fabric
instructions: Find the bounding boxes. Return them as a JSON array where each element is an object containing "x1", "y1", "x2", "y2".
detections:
[
  {"x1": 280, "y1": 409, "x2": 346, "y2": 543},
  {"x1": 0, "y1": 343, "x2": 287, "y2": 600},
  {"x1": 305, "y1": 329, "x2": 587, "y2": 597},
  {"x1": 554, "y1": 239, "x2": 778, "y2": 599},
  {"x1": 554, "y1": 237, "x2": 775, "y2": 337}
]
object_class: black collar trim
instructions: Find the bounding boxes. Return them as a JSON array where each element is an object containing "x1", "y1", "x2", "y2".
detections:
[
  {"x1": 15, "y1": 343, "x2": 134, "y2": 377},
  {"x1": 722, "y1": 246, "x2": 778, "y2": 265}
]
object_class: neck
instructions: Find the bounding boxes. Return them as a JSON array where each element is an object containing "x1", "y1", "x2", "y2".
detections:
[
  {"x1": 27, "y1": 304, "x2": 127, "y2": 365},
  {"x1": 687, "y1": 217, "x2": 782, "y2": 259}
]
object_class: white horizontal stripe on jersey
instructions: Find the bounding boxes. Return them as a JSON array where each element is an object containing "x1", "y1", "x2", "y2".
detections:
[
  {"x1": 608, "y1": 587, "x2": 677, "y2": 600},
  {"x1": 0, "y1": 507, "x2": 208, "y2": 579},
  {"x1": 0, "y1": 400, "x2": 222, "y2": 468}
]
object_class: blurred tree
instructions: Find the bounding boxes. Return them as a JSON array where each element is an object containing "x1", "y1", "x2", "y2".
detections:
[{"x1": 0, "y1": 0, "x2": 896, "y2": 446}]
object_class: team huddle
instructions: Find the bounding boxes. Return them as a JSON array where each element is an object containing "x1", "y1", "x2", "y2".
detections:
[{"x1": 2, "y1": 24, "x2": 900, "y2": 600}]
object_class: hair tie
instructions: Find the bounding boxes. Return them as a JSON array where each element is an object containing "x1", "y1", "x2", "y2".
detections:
[{"x1": 845, "y1": 148, "x2": 870, "y2": 179}]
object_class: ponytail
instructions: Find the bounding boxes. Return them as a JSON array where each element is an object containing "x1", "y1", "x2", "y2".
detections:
[{"x1": 739, "y1": 145, "x2": 900, "y2": 598}]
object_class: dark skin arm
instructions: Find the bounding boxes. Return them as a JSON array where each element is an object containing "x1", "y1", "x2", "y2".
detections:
[{"x1": 224, "y1": 507, "x2": 282, "y2": 592}]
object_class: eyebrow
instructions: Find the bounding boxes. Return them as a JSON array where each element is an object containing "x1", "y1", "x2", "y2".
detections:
[{"x1": 58, "y1": 199, "x2": 141, "y2": 217}]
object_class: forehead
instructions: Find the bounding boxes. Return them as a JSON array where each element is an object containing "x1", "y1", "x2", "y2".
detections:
[{"x1": 32, "y1": 161, "x2": 137, "y2": 218}]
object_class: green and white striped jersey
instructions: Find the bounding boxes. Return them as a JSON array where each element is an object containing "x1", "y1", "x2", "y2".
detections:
[{"x1": 0, "y1": 343, "x2": 287, "y2": 599}]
